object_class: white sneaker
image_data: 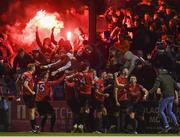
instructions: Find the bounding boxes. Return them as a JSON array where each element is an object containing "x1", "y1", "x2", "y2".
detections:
[
  {"x1": 94, "y1": 131, "x2": 102, "y2": 134},
  {"x1": 78, "y1": 124, "x2": 84, "y2": 133},
  {"x1": 71, "y1": 124, "x2": 78, "y2": 133},
  {"x1": 34, "y1": 125, "x2": 40, "y2": 133}
]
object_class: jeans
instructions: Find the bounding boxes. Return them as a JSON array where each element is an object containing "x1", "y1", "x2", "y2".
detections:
[{"x1": 159, "y1": 96, "x2": 178, "y2": 128}]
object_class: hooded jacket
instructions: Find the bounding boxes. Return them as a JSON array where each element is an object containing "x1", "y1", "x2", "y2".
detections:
[{"x1": 149, "y1": 69, "x2": 179, "y2": 97}]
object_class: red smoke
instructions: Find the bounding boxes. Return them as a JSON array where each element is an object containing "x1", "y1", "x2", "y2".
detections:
[
  {"x1": 10, "y1": 10, "x2": 63, "y2": 48},
  {"x1": 1, "y1": 0, "x2": 88, "y2": 51}
]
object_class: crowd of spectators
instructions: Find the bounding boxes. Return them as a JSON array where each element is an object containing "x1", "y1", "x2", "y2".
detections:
[{"x1": 0, "y1": 0, "x2": 180, "y2": 133}]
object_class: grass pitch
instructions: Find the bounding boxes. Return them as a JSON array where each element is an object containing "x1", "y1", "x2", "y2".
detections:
[{"x1": 0, "y1": 132, "x2": 180, "y2": 136}]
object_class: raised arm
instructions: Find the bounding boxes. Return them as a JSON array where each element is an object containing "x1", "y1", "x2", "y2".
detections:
[
  {"x1": 13, "y1": 56, "x2": 18, "y2": 72},
  {"x1": 104, "y1": 7, "x2": 113, "y2": 23},
  {"x1": 36, "y1": 27, "x2": 43, "y2": 49},
  {"x1": 110, "y1": 26, "x2": 120, "y2": 39},
  {"x1": 51, "y1": 27, "x2": 58, "y2": 45}
]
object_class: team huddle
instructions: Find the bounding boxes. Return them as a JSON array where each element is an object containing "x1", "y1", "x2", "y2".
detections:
[
  {"x1": 16, "y1": 60, "x2": 154, "y2": 133},
  {"x1": 12, "y1": 26, "x2": 179, "y2": 133}
]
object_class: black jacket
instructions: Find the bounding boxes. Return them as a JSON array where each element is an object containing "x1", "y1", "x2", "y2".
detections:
[{"x1": 149, "y1": 69, "x2": 179, "y2": 97}]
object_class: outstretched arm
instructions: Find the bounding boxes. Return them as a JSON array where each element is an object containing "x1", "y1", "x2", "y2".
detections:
[
  {"x1": 50, "y1": 74, "x2": 65, "y2": 86},
  {"x1": 51, "y1": 61, "x2": 71, "y2": 76},
  {"x1": 41, "y1": 59, "x2": 62, "y2": 69},
  {"x1": 149, "y1": 76, "x2": 160, "y2": 94},
  {"x1": 43, "y1": 54, "x2": 70, "y2": 69}
]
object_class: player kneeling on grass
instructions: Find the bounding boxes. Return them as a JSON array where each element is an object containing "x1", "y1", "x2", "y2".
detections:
[
  {"x1": 35, "y1": 70, "x2": 64, "y2": 132},
  {"x1": 18, "y1": 64, "x2": 39, "y2": 132},
  {"x1": 94, "y1": 71, "x2": 109, "y2": 133}
]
